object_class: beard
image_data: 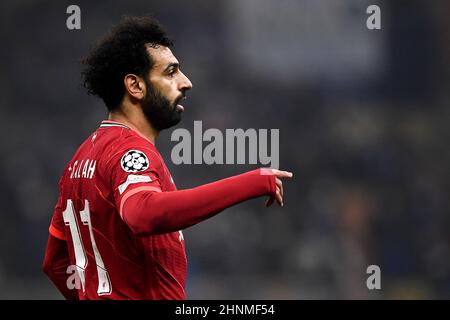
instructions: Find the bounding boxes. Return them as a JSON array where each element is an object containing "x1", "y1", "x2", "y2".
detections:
[{"x1": 141, "y1": 80, "x2": 184, "y2": 131}]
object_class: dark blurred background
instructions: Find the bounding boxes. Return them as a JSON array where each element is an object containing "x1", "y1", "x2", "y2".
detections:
[{"x1": 0, "y1": 0, "x2": 449, "y2": 299}]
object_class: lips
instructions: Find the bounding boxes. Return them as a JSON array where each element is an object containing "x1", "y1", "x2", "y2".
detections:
[{"x1": 174, "y1": 95, "x2": 186, "y2": 112}]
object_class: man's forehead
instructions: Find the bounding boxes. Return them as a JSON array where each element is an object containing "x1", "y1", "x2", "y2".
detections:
[{"x1": 146, "y1": 45, "x2": 179, "y2": 69}]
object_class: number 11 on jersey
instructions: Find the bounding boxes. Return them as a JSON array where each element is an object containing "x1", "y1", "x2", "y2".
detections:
[{"x1": 63, "y1": 199, "x2": 112, "y2": 296}]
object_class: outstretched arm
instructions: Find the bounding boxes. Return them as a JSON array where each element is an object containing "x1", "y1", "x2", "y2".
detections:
[{"x1": 121, "y1": 168, "x2": 293, "y2": 235}]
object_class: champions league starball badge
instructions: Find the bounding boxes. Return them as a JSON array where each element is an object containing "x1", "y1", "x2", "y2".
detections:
[{"x1": 120, "y1": 150, "x2": 149, "y2": 173}]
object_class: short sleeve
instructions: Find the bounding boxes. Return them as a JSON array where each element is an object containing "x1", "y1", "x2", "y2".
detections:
[
  {"x1": 106, "y1": 143, "x2": 164, "y2": 219},
  {"x1": 49, "y1": 178, "x2": 67, "y2": 241}
]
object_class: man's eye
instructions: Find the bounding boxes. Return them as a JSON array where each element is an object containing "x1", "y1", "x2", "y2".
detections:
[{"x1": 168, "y1": 70, "x2": 176, "y2": 77}]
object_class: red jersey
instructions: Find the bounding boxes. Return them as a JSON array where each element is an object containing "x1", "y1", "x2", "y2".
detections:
[{"x1": 49, "y1": 120, "x2": 187, "y2": 300}]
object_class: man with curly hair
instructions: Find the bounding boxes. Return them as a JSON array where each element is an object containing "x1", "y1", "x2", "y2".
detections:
[{"x1": 42, "y1": 16, "x2": 292, "y2": 300}]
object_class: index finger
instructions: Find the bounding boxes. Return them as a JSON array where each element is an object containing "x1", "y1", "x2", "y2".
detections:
[{"x1": 271, "y1": 169, "x2": 293, "y2": 178}]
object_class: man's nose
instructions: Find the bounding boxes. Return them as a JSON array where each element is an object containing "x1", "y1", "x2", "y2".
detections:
[{"x1": 179, "y1": 71, "x2": 193, "y2": 91}]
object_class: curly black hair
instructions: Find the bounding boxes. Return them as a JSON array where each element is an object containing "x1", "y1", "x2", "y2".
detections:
[{"x1": 82, "y1": 16, "x2": 173, "y2": 110}]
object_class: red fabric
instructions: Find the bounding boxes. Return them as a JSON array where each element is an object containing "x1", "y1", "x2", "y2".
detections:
[
  {"x1": 46, "y1": 120, "x2": 276, "y2": 300},
  {"x1": 122, "y1": 169, "x2": 276, "y2": 235},
  {"x1": 42, "y1": 234, "x2": 79, "y2": 300},
  {"x1": 49, "y1": 224, "x2": 66, "y2": 241}
]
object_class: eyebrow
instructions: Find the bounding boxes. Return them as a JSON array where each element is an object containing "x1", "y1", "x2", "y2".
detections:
[{"x1": 164, "y1": 62, "x2": 180, "y2": 72}]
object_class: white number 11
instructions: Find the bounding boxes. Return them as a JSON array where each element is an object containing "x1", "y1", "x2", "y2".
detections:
[{"x1": 63, "y1": 199, "x2": 112, "y2": 296}]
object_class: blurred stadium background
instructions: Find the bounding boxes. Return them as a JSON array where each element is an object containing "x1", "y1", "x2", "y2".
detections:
[{"x1": 0, "y1": 0, "x2": 449, "y2": 299}]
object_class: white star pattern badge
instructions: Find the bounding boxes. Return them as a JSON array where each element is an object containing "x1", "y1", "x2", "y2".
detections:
[{"x1": 120, "y1": 150, "x2": 149, "y2": 173}]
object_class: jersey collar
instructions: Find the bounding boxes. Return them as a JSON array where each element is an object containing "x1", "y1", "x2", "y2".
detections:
[
  {"x1": 99, "y1": 120, "x2": 156, "y2": 146},
  {"x1": 99, "y1": 120, "x2": 130, "y2": 129}
]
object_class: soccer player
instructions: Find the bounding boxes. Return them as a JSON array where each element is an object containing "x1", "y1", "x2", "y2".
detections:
[{"x1": 42, "y1": 16, "x2": 293, "y2": 300}]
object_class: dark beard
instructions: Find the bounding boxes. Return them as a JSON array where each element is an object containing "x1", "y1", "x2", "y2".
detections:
[{"x1": 141, "y1": 81, "x2": 183, "y2": 131}]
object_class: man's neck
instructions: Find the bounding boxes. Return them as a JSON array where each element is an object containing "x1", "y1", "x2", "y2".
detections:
[{"x1": 108, "y1": 108, "x2": 159, "y2": 145}]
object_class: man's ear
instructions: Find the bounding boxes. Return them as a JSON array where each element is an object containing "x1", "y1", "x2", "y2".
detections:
[{"x1": 124, "y1": 74, "x2": 146, "y2": 100}]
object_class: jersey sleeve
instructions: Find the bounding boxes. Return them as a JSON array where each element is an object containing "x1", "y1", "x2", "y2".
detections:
[
  {"x1": 105, "y1": 139, "x2": 165, "y2": 219},
  {"x1": 49, "y1": 178, "x2": 67, "y2": 241},
  {"x1": 121, "y1": 168, "x2": 277, "y2": 235}
]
